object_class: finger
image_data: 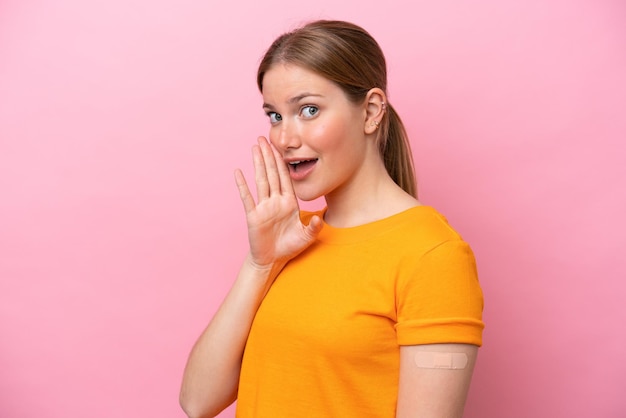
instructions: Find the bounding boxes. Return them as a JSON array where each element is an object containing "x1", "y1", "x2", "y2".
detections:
[
  {"x1": 252, "y1": 144, "x2": 269, "y2": 201},
  {"x1": 304, "y1": 215, "x2": 324, "y2": 240},
  {"x1": 234, "y1": 169, "x2": 256, "y2": 214},
  {"x1": 270, "y1": 142, "x2": 295, "y2": 196},
  {"x1": 258, "y1": 137, "x2": 281, "y2": 195}
]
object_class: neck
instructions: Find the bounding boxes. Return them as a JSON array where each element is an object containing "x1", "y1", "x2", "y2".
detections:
[{"x1": 323, "y1": 160, "x2": 419, "y2": 228}]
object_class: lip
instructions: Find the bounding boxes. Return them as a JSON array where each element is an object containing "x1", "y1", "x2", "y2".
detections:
[{"x1": 284, "y1": 158, "x2": 318, "y2": 181}]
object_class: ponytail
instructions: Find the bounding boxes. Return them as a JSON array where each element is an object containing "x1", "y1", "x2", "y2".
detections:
[{"x1": 381, "y1": 104, "x2": 417, "y2": 198}]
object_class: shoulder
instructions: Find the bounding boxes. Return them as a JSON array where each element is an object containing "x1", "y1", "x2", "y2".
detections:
[{"x1": 392, "y1": 206, "x2": 467, "y2": 251}]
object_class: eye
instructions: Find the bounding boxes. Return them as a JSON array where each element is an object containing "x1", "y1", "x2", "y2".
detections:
[
  {"x1": 300, "y1": 105, "x2": 319, "y2": 119},
  {"x1": 267, "y1": 112, "x2": 282, "y2": 124}
]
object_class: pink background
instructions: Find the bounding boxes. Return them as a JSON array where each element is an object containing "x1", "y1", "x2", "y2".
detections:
[{"x1": 1, "y1": 0, "x2": 625, "y2": 417}]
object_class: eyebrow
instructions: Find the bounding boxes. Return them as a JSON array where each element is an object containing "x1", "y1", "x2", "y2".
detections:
[{"x1": 262, "y1": 93, "x2": 323, "y2": 110}]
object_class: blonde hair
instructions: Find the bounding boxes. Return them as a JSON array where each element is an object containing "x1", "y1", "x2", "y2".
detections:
[{"x1": 257, "y1": 20, "x2": 417, "y2": 197}]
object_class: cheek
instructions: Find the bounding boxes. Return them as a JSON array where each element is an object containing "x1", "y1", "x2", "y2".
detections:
[
  {"x1": 267, "y1": 129, "x2": 276, "y2": 145},
  {"x1": 309, "y1": 120, "x2": 351, "y2": 151},
  {"x1": 266, "y1": 126, "x2": 281, "y2": 149}
]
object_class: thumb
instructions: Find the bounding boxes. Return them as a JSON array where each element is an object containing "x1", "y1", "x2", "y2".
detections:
[{"x1": 303, "y1": 215, "x2": 324, "y2": 240}]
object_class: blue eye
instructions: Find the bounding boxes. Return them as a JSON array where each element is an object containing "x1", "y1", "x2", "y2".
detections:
[
  {"x1": 301, "y1": 106, "x2": 319, "y2": 118},
  {"x1": 267, "y1": 112, "x2": 282, "y2": 124}
]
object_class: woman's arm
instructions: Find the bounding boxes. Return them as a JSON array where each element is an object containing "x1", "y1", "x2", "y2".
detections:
[
  {"x1": 179, "y1": 256, "x2": 283, "y2": 418},
  {"x1": 396, "y1": 343, "x2": 479, "y2": 418},
  {"x1": 179, "y1": 137, "x2": 322, "y2": 418}
]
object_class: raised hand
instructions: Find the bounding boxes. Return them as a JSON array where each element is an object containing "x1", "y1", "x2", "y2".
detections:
[{"x1": 234, "y1": 137, "x2": 322, "y2": 270}]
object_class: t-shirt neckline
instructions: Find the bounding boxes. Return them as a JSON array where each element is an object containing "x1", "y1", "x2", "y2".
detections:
[{"x1": 315, "y1": 205, "x2": 435, "y2": 245}]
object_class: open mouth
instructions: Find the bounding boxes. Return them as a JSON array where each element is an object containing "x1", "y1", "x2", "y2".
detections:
[{"x1": 288, "y1": 159, "x2": 318, "y2": 172}]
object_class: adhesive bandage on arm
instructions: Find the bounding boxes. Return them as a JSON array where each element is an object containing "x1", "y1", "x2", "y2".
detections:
[{"x1": 414, "y1": 352, "x2": 468, "y2": 370}]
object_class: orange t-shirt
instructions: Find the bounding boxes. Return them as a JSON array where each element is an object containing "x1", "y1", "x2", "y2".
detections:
[{"x1": 237, "y1": 206, "x2": 484, "y2": 417}]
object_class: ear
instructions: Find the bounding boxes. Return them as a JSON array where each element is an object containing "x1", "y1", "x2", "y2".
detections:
[{"x1": 363, "y1": 88, "x2": 387, "y2": 135}]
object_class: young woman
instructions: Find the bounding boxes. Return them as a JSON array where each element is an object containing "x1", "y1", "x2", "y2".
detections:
[{"x1": 180, "y1": 20, "x2": 484, "y2": 418}]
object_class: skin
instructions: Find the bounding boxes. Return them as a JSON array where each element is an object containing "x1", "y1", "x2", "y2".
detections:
[{"x1": 179, "y1": 64, "x2": 478, "y2": 418}]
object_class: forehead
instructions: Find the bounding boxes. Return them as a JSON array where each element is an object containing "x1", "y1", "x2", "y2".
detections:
[{"x1": 262, "y1": 64, "x2": 339, "y2": 101}]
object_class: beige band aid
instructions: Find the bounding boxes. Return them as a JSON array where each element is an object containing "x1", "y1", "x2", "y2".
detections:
[{"x1": 414, "y1": 352, "x2": 468, "y2": 370}]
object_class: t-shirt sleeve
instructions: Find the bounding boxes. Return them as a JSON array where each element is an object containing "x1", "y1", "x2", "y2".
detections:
[{"x1": 395, "y1": 239, "x2": 485, "y2": 346}]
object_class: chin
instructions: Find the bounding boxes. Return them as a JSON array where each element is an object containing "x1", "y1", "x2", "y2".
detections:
[
  {"x1": 296, "y1": 193, "x2": 322, "y2": 202},
  {"x1": 294, "y1": 187, "x2": 325, "y2": 202}
]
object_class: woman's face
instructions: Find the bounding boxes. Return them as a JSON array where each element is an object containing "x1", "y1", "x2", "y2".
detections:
[{"x1": 261, "y1": 64, "x2": 370, "y2": 202}]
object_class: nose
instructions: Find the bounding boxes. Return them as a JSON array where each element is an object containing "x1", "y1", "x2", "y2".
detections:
[{"x1": 273, "y1": 120, "x2": 301, "y2": 151}]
